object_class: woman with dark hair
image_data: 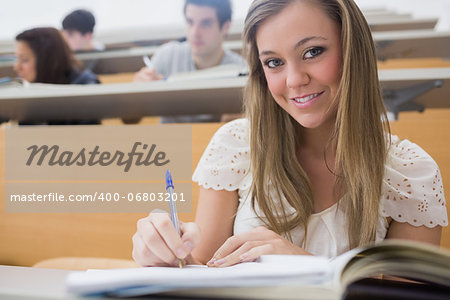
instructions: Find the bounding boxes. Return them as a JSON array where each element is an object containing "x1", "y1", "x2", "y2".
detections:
[{"x1": 14, "y1": 27, "x2": 99, "y2": 84}]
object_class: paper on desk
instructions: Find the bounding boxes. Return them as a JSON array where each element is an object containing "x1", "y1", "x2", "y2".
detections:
[{"x1": 66, "y1": 255, "x2": 332, "y2": 296}]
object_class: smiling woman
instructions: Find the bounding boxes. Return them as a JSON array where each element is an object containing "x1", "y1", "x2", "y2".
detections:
[
  {"x1": 256, "y1": 1, "x2": 342, "y2": 129},
  {"x1": 131, "y1": 0, "x2": 447, "y2": 268}
]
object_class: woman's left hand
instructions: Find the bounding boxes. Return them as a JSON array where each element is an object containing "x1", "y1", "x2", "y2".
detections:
[{"x1": 207, "y1": 226, "x2": 311, "y2": 267}]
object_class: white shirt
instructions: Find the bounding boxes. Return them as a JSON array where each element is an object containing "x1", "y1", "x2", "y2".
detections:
[
  {"x1": 193, "y1": 119, "x2": 448, "y2": 258},
  {"x1": 151, "y1": 41, "x2": 246, "y2": 79},
  {"x1": 150, "y1": 41, "x2": 247, "y2": 123}
]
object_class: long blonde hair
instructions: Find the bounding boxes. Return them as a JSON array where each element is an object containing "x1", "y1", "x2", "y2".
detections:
[{"x1": 243, "y1": 0, "x2": 390, "y2": 248}]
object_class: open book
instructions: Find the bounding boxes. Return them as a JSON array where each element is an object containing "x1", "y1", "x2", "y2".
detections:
[{"x1": 66, "y1": 240, "x2": 450, "y2": 299}]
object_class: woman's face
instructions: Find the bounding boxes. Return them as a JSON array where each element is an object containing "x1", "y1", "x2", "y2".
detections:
[
  {"x1": 14, "y1": 41, "x2": 37, "y2": 82},
  {"x1": 256, "y1": 0, "x2": 342, "y2": 129}
]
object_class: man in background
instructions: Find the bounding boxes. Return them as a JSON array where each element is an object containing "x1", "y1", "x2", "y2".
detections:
[
  {"x1": 134, "y1": 0, "x2": 246, "y2": 123},
  {"x1": 62, "y1": 9, "x2": 104, "y2": 52}
]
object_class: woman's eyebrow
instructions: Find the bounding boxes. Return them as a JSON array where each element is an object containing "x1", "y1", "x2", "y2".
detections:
[
  {"x1": 259, "y1": 50, "x2": 276, "y2": 57},
  {"x1": 259, "y1": 36, "x2": 328, "y2": 57},
  {"x1": 294, "y1": 36, "x2": 327, "y2": 50}
]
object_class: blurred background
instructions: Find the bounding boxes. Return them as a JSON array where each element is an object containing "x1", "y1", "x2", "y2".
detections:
[{"x1": 1, "y1": 0, "x2": 449, "y2": 41}]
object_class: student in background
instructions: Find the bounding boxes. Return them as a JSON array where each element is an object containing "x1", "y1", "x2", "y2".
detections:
[
  {"x1": 15, "y1": 27, "x2": 100, "y2": 84},
  {"x1": 62, "y1": 9, "x2": 103, "y2": 52},
  {"x1": 132, "y1": 0, "x2": 447, "y2": 267},
  {"x1": 14, "y1": 27, "x2": 100, "y2": 124},
  {"x1": 133, "y1": 0, "x2": 246, "y2": 123}
]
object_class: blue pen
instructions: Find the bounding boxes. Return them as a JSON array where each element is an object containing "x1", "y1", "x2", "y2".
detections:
[{"x1": 165, "y1": 170, "x2": 184, "y2": 268}]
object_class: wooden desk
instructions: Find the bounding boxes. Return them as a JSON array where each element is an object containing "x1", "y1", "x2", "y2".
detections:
[
  {"x1": 0, "y1": 265, "x2": 74, "y2": 299},
  {"x1": 379, "y1": 68, "x2": 450, "y2": 117},
  {"x1": 378, "y1": 58, "x2": 450, "y2": 69},
  {"x1": 97, "y1": 72, "x2": 135, "y2": 84},
  {"x1": 374, "y1": 30, "x2": 450, "y2": 60},
  {"x1": 0, "y1": 77, "x2": 246, "y2": 123},
  {"x1": 0, "y1": 122, "x2": 222, "y2": 267},
  {"x1": 369, "y1": 17, "x2": 437, "y2": 32}
]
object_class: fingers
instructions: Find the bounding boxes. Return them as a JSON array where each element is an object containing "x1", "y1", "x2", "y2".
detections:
[
  {"x1": 207, "y1": 226, "x2": 298, "y2": 268},
  {"x1": 132, "y1": 212, "x2": 195, "y2": 267},
  {"x1": 134, "y1": 216, "x2": 177, "y2": 266},
  {"x1": 208, "y1": 240, "x2": 271, "y2": 267},
  {"x1": 209, "y1": 235, "x2": 243, "y2": 264},
  {"x1": 148, "y1": 213, "x2": 190, "y2": 258},
  {"x1": 239, "y1": 243, "x2": 273, "y2": 263},
  {"x1": 132, "y1": 232, "x2": 176, "y2": 267},
  {"x1": 180, "y1": 222, "x2": 201, "y2": 252},
  {"x1": 133, "y1": 67, "x2": 164, "y2": 82},
  {"x1": 209, "y1": 227, "x2": 275, "y2": 262}
]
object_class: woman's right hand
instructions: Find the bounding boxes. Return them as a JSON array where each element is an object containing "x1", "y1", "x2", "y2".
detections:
[{"x1": 132, "y1": 211, "x2": 201, "y2": 267}]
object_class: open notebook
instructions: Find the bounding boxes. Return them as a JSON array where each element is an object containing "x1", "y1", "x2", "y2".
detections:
[{"x1": 66, "y1": 240, "x2": 450, "y2": 299}]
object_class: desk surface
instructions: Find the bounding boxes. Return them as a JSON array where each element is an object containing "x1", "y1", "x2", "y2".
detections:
[
  {"x1": 0, "y1": 76, "x2": 246, "y2": 122},
  {"x1": 0, "y1": 265, "x2": 74, "y2": 299},
  {"x1": 379, "y1": 67, "x2": 450, "y2": 109},
  {"x1": 0, "y1": 265, "x2": 180, "y2": 299},
  {"x1": 374, "y1": 30, "x2": 450, "y2": 60}
]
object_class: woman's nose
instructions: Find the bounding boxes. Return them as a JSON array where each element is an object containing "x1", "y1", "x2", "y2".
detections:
[{"x1": 286, "y1": 66, "x2": 310, "y2": 89}]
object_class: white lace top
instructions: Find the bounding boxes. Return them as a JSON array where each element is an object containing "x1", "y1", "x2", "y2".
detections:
[{"x1": 192, "y1": 119, "x2": 448, "y2": 258}]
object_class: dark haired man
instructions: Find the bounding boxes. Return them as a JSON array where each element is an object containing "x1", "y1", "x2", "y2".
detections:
[
  {"x1": 134, "y1": 0, "x2": 246, "y2": 123},
  {"x1": 62, "y1": 9, "x2": 103, "y2": 52}
]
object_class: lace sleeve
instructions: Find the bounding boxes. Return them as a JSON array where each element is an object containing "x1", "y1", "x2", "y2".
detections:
[
  {"x1": 381, "y1": 136, "x2": 448, "y2": 228},
  {"x1": 192, "y1": 119, "x2": 251, "y2": 191}
]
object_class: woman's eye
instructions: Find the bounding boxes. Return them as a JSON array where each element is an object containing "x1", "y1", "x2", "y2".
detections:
[
  {"x1": 264, "y1": 58, "x2": 283, "y2": 68},
  {"x1": 304, "y1": 47, "x2": 324, "y2": 59}
]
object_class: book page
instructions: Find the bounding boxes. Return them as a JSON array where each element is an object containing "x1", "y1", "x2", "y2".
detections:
[
  {"x1": 339, "y1": 241, "x2": 450, "y2": 287},
  {"x1": 66, "y1": 255, "x2": 332, "y2": 296}
]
